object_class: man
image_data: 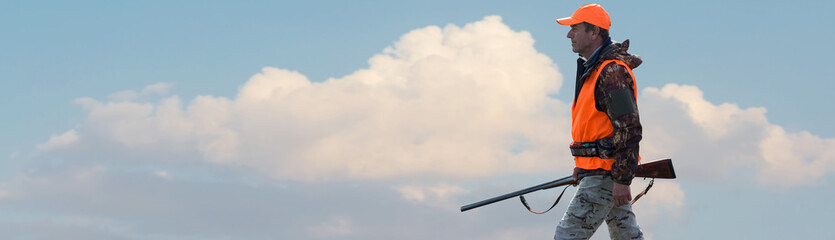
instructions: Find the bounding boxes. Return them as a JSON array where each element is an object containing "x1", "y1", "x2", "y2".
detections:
[{"x1": 554, "y1": 4, "x2": 644, "y2": 240}]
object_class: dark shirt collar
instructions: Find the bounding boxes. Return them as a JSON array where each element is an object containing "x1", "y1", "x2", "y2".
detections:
[{"x1": 581, "y1": 37, "x2": 612, "y2": 68}]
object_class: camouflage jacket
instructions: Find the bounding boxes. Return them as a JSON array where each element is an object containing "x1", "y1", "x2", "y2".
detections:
[{"x1": 574, "y1": 39, "x2": 643, "y2": 185}]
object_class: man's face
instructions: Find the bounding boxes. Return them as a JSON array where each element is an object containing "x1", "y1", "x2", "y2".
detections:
[{"x1": 567, "y1": 24, "x2": 596, "y2": 57}]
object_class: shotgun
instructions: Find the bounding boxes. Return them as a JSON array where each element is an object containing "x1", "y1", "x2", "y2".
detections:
[{"x1": 460, "y1": 159, "x2": 676, "y2": 212}]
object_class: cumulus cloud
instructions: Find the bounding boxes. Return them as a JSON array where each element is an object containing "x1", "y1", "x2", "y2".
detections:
[
  {"x1": 43, "y1": 17, "x2": 835, "y2": 187},
  {"x1": 758, "y1": 126, "x2": 835, "y2": 187},
  {"x1": 631, "y1": 181, "x2": 685, "y2": 223},
  {"x1": 37, "y1": 130, "x2": 79, "y2": 151},
  {"x1": 396, "y1": 182, "x2": 466, "y2": 206},
  {"x1": 107, "y1": 82, "x2": 175, "y2": 102},
  {"x1": 641, "y1": 84, "x2": 835, "y2": 187},
  {"x1": 49, "y1": 15, "x2": 569, "y2": 181},
  {"x1": 646, "y1": 84, "x2": 769, "y2": 139},
  {"x1": 307, "y1": 216, "x2": 354, "y2": 238}
]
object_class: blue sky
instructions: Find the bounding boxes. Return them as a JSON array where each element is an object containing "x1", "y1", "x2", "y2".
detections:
[{"x1": 2, "y1": 1, "x2": 834, "y2": 239}]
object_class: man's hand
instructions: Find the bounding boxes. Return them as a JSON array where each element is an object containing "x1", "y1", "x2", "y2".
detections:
[
  {"x1": 612, "y1": 182, "x2": 632, "y2": 206},
  {"x1": 572, "y1": 168, "x2": 579, "y2": 186},
  {"x1": 572, "y1": 168, "x2": 578, "y2": 181}
]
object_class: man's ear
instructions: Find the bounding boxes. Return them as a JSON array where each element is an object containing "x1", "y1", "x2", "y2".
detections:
[{"x1": 591, "y1": 26, "x2": 601, "y2": 40}]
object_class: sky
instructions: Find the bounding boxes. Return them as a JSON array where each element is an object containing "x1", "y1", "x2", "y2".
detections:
[{"x1": 1, "y1": 0, "x2": 834, "y2": 239}]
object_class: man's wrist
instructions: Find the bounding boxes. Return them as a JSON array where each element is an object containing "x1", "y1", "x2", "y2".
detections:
[{"x1": 613, "y1": 177, "x2": 632, "y2": 186}]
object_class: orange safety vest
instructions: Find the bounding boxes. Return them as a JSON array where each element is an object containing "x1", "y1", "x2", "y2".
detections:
[{"x1": 571, "y1": 59, "x2": 637, "y2": 170}]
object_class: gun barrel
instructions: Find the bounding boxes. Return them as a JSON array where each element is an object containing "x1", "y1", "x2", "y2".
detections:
[
  {"x1": 459, "y1": 159, "x2": 675, "y2": 212},
  {"x1": 460, "y1": 176, "x2": 574, "y2": 212}
]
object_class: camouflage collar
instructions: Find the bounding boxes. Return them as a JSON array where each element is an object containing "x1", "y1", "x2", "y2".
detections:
[{"x1": 582, "y1": 37, "x2": 613, "y2": 69}]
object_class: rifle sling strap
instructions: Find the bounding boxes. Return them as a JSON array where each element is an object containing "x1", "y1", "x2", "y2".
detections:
[
  {"x1": 630, "y1": 178, "x2": 654, "y2": 205},
  {"x1": 519, "y1": 178, "x2": 655, "y2": 215},
  {"x1": 519, "y1": 185, "x2": 570, "y2": 214}
]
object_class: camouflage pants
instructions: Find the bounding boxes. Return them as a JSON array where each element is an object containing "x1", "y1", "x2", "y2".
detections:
[{"x1": 554, "y1": 175, "x2": 643, "y2": 240}]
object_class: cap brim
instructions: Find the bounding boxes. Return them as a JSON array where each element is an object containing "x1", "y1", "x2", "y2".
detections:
[{"x1": 556, "y1": 17, "x2": 582, "y2": 26}]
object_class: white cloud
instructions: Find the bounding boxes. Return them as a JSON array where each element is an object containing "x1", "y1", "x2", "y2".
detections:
[
  {"x1": 641, "y1": 84, "x2": 835, "y2": 187},
  {"x1": 46, "y1": 15, "x2": 569, "y2": 181},
  {"x1": 141, "y1": 82, "x2": 174, "y2": 96},
  {"x1": 645, "y1": 84, "x2": 769, "y2": 139},
  {"x1": 631, "y1": 181, "x2": 685, "y2": 224},
  {"x1": 107, "y1": 82, "x2": 175, "y2": 102},
  {"x1": 758, "y1": 126, "x2": 835, "y2": 187},
  {"x1": 153, "y1": 171, "x2": 171, "y2": 179},
  {"x1": 396, "y1": 182, "x2": 466, "y2": 206},
  {"x1": 107, "y1": 90, "x2": 139, "y2": 102},
  {"x1": 307, "y1": 216, "x2": 354, "y2": 238},
  {"x1": 37, "y1": 130, "x2": 79, "y2": 151},
  {"x1": 398, "y1": 185, "x2": 427, "y2": 202},
  {"x1": 0, "y1": 190, "x2": 13, "y2": 200},
  {"x1": 36, "y1": 16, "x2": 835, "y2": 187}
]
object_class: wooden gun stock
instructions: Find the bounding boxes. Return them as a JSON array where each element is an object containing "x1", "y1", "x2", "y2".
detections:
[
  {"x1": 460, "y1": 159, "x2": 675, "y2": 212},
  {"x1": 635, "y1": 158, "x2": 676, "y2": 179}
]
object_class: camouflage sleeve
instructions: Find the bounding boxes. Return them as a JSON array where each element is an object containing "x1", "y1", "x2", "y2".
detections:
[{"x1": 595, "y1": 62, "x2": 642, "y2": 185}]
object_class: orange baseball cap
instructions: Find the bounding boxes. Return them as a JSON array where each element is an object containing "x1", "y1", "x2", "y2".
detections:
[{"x1": 556, "y1": 3, "x2": 611, "y2": 30}]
